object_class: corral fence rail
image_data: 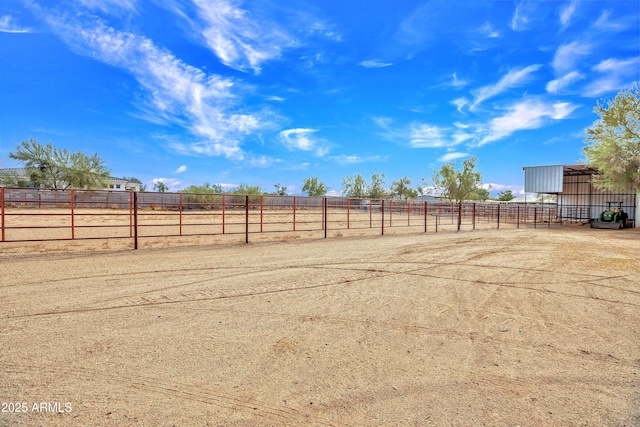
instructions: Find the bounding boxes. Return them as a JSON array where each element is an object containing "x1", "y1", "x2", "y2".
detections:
[{"x1": 0, "y1": 187, "x2": 560, "y2": 249}]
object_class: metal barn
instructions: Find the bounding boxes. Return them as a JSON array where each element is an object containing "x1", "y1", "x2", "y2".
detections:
[{"x1": 523, "y1": 164, "x2": 638, "y2": 228}]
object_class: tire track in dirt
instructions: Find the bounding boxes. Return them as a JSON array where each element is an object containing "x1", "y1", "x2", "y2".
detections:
[
  {"x1": 0, "y1": 265, "x2": 275, "y2": 290},
  {"x1": 4, "y1": 260, "x2": 638, "y2": 320},
  {"x1": 3, "y1": 252, "x2": 627, "y2": 289},
  {"x1": 3, "y1": 268, "x2": 403, "y2": 319},
  {"x1": 319, "y1": 261, "x2": 638, "y2": 296},
  {"x1": 0, "y1": 361, "x2": 338, "y2": 426}
]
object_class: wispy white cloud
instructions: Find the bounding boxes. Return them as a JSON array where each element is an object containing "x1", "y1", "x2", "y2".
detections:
[
  {"x1": 438, "y1": 152, "x2": 468, "y2": 162},
  {"x1": 192, "y1": 0, "x2": 296, "y2": 74},
  {"x1": 479, "y1": 99, "x2": 578, "y2": 146},
  {"x1": 592, "y1": 57, "x2": 639, "y2": 73},
  {"x1": 152, "y1": 177, "x2": 182, "y2": 191},
  {"x1": 303, "y1": 20, "x2": 342, "y2": 42},
  {"x1": 449, "y1": 72, "x2": 469, "y2": 88},
  {"x1": 360, "y1": 60, "x2": 393, "y2": 69},
  {"x1": 451, "y1": 97, "x2": 469, "y2": 113},
  {"x1": 174, "y1": 165, "x2": 187, "y2": 174},
  {"x1": 546, "y1": 71, "x2": 584, "y2": 93},
  {"x1": 470, "y1": 65, "x2": 542, "y2": 109},
  {"x1": 279, "y1": 128, "x2": 318, "y2": 150},
  {"x1": 594, "y1": 10, "x2": 635, "y2": 31},
  {"x1": 35, "y1": 7, "x2": 271, "y2": 160},
  {"x1": 409, "y1": 124, "x2": 453, "y2": 148},
  {"x1": 482, "y1": 183, "x2": 521, "y2": 194},
  {"x1": 452, "y1": 131, "x2": 474, "y2": 145},
  {"x1": 510, "y1": 3, "x2": 530, "y2": 31},
  {"x1": 0, "y1": 15, "x2": 31, "y2": 33},
  {"x1": 373, "y1": 116, "x2": 394, "y2": 129},
  {"x1": 552, "y1": 41, "x2": 592, "y2": 74},
  {"x1": 279, "y1": 128, "x2": 328, "y2": 156},
  {"x1": 330, "y1": 154, "x2": 387, "y2": 164},
  {"x1": 583, "y1": 57, "x2": 640, "y2": 97},
  {"x1": 77, "y1": 0, "x2": 138, "y2": 14},
  {"x1": 375, "y1": 118, "x2": 471, "y2": 149},
  {"x1": 247, "y1": 154, "x2": 277, "y2": 167},
  {"x1": 479, "y1": 22, "x2": 500, "y2": 38},
  {"x1": 559, "y1": 1, "x2": 578, "y2": 28}
]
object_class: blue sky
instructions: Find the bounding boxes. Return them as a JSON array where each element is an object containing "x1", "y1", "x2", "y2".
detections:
[{"x1": 0, "y1": 0, "x2": 638, "y2": 196}]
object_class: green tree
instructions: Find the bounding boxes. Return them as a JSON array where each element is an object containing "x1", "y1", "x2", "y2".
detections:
[
  {"x1": 229, "y1": 184, "x2": 265, "y2": 194},
  {"x1": 273, "y1": 183, "x2": 287, "y2": 196},
  {"x1": 496, "y1": 190, "x2": 515, "y2": 201},
  {"x1": 154, "y1": 181, "x2": 169, "y2": 192},
  {"x1": 469, "y1": 187, "x2": 491, "y2": 201},
  {"x1": 8, "y1": 138, "x2": 109, "y2": 189},
  {"x1": 367, "y1": 173, "x2": 387, "y2": 199},
  {"x1": 181, "y1": 183, "x2": 223, "y2": 208},
  {"x1": 430, "y1": 156, "x2": 482, "y2": 202},
  {"x1": 389, "y1": 176, "x2": 418, "y2": 200},
  {"x1": 301, "y1": 176, "x2": 328, "y2": 196},
  {"x1": 583, "y1": 83, "x2": 640, "y2": 192},
  {"x1": 342, "y1": 174, "x2": 367, "y2": 198},
  {"x1": 181, "y1": 183, "x2": 223, "y2": 194}
]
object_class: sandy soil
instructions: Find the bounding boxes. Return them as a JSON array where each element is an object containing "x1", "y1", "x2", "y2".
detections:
[{"x1": 1, "y1": 227, "x2": 639, "y2": 426}]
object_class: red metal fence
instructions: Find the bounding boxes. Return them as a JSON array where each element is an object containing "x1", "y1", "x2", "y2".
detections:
[{"x1": 0, "y1": 187, "x2": 560, "y2": 250}]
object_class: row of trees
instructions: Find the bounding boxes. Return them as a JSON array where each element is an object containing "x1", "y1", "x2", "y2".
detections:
[
  {"x1": 304, "y1": 158, "x2": 515, "y2": 201},
  {"x1": 177, "y1": 157, "x2": 516, "y2": 202}
]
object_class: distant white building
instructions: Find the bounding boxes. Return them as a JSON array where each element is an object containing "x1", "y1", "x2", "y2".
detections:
[
  {"x1": 0, "y1": 168, "x2": 31, "y2": 187},
  {"x1": 107, "y1": 177, "x2": 141, "y2": 192},
  {"x1": 415, "y1": 195, "x2": 442, "y2": 203}
]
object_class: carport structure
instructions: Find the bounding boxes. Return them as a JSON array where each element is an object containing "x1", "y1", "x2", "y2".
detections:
[{"x1": 523, "y1": 164, "x2": 638, "y2": 228}]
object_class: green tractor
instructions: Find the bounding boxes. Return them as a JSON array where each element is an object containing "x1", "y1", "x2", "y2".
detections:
[{"x1": 591, "y1": 201, "x2": 629, "y2": 229}]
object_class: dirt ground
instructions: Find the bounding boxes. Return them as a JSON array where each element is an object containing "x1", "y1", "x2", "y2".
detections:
[{"x1": 1, "y1": 226, "x2": 639, "y2": 426}]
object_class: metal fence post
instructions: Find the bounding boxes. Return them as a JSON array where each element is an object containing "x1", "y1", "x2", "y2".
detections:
[
  {"x1": 260, "y1": 195, "x2": 263, "y2": 233},
  {"x1": 381, "y1": 200, "x2": 385, "y2": 235},
  {"x1": 534, "y1": 207, "x2": 537, "y2": 229},
  {"x1": 222, "y1": 194, "x2": 225, "y2": 234},
  {"x1": 472, "y1": 203, "x2": 476, "y2": 231},
  {"x1": 293, "y1": 196, "x2": 297, "y2": 231},
  {"x1": 129, "y1": 192, "x2": 133, "y2": 237},
  {"x1": 245, "y1": 195, "x2": 249, "y2": 243},
  {"x1": 424, "y1": 201, "x2": 427, "y2": 233},
  {"x1": 435, "y1": 211, "x2": 438, "y2": 233},
  {"x1": 497, "y1": 204, "x2": 501, "y2": 229},
  {"x1": 323, "y1": 197, "x2": 327, "y2": 238},
  {"x1": 347, "y1": 198, "x2": 350, "y2": 229},
  {"x1": 179, "y1": 193, "x2": 183, "y2": 236},
  {"x1": 369, "y1": 199, "x2": 372, "y2": 228},
  {"x1": 134, "y1": 191, "x2": 138, "y2": 250},
  {"x1": 457, "y1": 202, "x2": 462, "y2": 232},
  {"x1": 70, "y1": 189, "x2": 75, "y2": 240},
  {"x1": 517, "y1": 205, "x2": 520, "y2": 229},
  {"x1": 1, "y1": 186, "x2": 4, "y2": 242}
]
